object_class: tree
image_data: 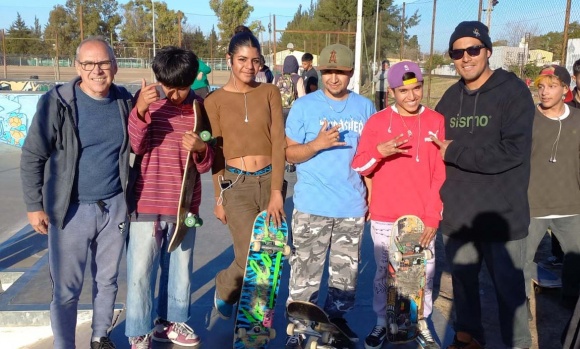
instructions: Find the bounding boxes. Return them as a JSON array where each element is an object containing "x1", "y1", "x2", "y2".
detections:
[
  {"x1": 120, "y1": 0, "x2": 185, "y2": 58},
  {"x1": 43, "y1": 0, "x2": 124, "y2": 58},
  {"x1": 209, "y1": 0, "x2": 254, "y2": 47},
  {"x1": 183, "y1": 25, "x2": 210, "y2": 57}
]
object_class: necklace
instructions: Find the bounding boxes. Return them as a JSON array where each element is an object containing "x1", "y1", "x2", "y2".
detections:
[
  {"x1": 233, "y1": 78, "x2": 249, "y2": 122},
  {"x1": 398, "y1": 113, "x2": 419, "y2": 138},
  {"x1": 323, "y1": 92, "x2": 350, "y2": 113}
]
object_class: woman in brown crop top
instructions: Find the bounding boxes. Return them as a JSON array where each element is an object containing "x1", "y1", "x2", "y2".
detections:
[{"x1": 204, "y1": 31, "x2": 286, "y2": 313}]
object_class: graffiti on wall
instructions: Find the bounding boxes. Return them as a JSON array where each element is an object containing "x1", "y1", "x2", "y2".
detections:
[
  {"x1": 0, "y1": 80, "x2": 60, "y2": 92},
  {"x1": 0, "y1": 93, "x2": 42, "y2": 147}
]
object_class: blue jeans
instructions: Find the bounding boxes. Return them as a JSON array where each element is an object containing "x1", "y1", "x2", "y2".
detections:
[
  {"x1": 125, "y1": 221, "x2": 196, "y2": 337},
  {"x1": 48, "y1": 192, "x2": 127, "y2": 349}
]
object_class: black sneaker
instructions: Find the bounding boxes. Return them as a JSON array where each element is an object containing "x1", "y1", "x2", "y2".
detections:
[
  {"x1": 330, "y1": 317, "x2": 359, "y2": 342},
  {"x1": 285, "y1": 334, "x2": 304, "y2": 349},
  {"x1": 91, "y1": 337, "x2": 116, "y2": 349},
  {"x1": 364, "y1": 325, "x2": 386, "y2": 349}
]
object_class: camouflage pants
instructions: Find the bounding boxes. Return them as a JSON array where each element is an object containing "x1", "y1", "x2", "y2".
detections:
[
  {"x1": 287, "y1": 209, "x2": 364, "y2": 318},
  {"x1": 370, "y1": 220, "x2": 435, "y2": 319}
]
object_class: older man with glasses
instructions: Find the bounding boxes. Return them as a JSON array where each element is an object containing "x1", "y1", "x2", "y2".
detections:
[
  {"x1": 430, "y1": 21, "x2": 535, "y2": 349},
  {"x1": 20, "y1": 36, "x2": 133, "y2": 349}
]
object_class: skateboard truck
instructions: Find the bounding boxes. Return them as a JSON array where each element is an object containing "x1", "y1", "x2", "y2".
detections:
[{"x1": 184, "y1": 213, "x2": 203, "y2": 228}]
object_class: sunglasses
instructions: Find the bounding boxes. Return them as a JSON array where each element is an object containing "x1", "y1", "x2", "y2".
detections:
[{"x1": 449, "y1": 45, "x2": 486, "y2": 60}]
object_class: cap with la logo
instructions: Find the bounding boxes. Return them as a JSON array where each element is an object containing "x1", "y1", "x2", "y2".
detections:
[{"x1": 318, "y1": 44, "x2": 354, "y2": 72}]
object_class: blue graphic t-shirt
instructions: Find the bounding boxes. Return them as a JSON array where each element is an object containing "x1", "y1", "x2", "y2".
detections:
[{"x1": 286, "y1": 89, "x2": 376, "y2": 218}]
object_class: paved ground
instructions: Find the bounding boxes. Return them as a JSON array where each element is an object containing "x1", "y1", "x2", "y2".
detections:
[{"x1": 0, "y1": 133, "x2": 574, "y2": 348}]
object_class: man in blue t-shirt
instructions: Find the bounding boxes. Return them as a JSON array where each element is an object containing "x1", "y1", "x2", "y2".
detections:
[{"x1": 284, "y1": 43, "x2": 376, "y2": 349}]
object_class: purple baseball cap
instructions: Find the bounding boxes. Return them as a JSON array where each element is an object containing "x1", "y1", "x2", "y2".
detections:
[{"x1": 387, "y1": 61, "x2": 424, "y2": 89}]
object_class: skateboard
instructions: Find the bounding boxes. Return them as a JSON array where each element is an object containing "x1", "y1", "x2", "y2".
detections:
[
  {"x1": 167, "y1": 100, "x2": 212, "y2": 253},
  {"x1": 234, "y1": 210, "x2": 290, "y2": 349},
  {"x1": 532, "y1": 262, "x2": 562, "y2": 294},
  {"x1": 286, "y1": 301, "x2": 351, "y2": 349},
  {"x1": 386, "y1": 215, "x2": 432, "y2": 344}
]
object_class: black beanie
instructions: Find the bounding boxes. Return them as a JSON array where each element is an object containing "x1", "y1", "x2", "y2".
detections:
[{"x1": 449, "y1": 21, "x2": 492, "y2": 53}]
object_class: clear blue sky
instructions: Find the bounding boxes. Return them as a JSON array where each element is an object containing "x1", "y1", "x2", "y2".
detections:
[{"x1": 1, "y1": 0, "x2": 579, "y2": 53}]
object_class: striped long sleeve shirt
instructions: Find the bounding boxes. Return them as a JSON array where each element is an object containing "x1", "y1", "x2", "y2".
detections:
[{"x1": 128, "y1": 91, "x2": 213, "y2": 220}]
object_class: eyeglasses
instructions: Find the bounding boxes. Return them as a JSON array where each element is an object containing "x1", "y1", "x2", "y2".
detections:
[
  {"x1": 76, "y1": 60, "x2": 114, "y2": 71},
  {"x1": 449, "y1": 45, "x2": 486, "y2": 60}
]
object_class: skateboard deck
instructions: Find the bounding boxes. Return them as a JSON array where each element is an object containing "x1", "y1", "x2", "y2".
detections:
[
  {"x1": 286, "y1": 301, "x2": 351, "y2": 349},
  {"x1": 532, "y1": 263, "x2": 562, "y2": 293},
  {"x1": 167, "y1": 100, "x2": 211, "y2": 253},
  {"x1": 386, "y1": 215, "x2": 432, "y2": 344},
  {"x1": 234, "y1": 211, "x2": 290, "y2": 349}
]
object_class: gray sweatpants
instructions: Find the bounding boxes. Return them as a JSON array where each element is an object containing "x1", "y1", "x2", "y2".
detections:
[
  {"x1": 48, "y1": 192, "x2": 128, "y2": 349},
  {"x1": 287, "y1": 209, "x2": 365, "y2": 318}
]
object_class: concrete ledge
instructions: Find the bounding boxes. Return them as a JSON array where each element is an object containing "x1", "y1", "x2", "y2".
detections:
[{"x1": 0, "y1": 303, "x2": 124, "y2": 327}]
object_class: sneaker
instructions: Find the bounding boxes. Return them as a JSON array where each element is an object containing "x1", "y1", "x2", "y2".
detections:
[
  {"x1": 90, "y1": 337, "x2": 116, "y2": 349},
  {"x1": 547, "y1": 255, "x2": 563, "y2": 266},
  {"x1": 417, "y1": 323, "x2": 440, "y2": 349},
  {"x1": 214, "y1": 288, "x2": 234, "y2": 319},
  {"x1": 285, "y1": 334, "x2": 304, "y2": 349},
  {"x1": 152, "y1": 319, "x2": 200, "y2": 347},
  {"x1": 129, "y1": 334, "x2": 152, "y2": 349},
  {"x1": 330, "y1": 317, "x2": 359, "y2": 342},
  {"x1": 446, "y1": 333, "x2": 483, "y2": 349},
  {"x1": 364, "y1": 325, "x2": 386, "y2": 349}
]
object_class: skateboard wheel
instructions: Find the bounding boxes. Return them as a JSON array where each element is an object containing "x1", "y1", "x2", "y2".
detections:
[
  {"x1": 321, "y1": 331, "x2": 331, "y2": 343},
  {"x1": 393, "y1": 251, "x2": 403, "y2": 262},
  {"x1": 184, "y1": 215, "x2": 197, "y2": 227},
  {"x1": 237, "y1": 327, "x2": 247, "y2": 338},
  {"x1": 424, "y1": 249, "x2": 433, "y2": 260},
  {"x1": 195, "y1": 217, "x2": 203, "y2": 227},
  {"x1": 389, "y1": 323, "x2": 399, "y2": 334},
  {"x1": 269, "y1": 328, "x2": 276, "y2": 339},
  {"x1": 283, "y1": 245, "x2": 292, "y2": 256},
  {"x1": 252, "y1": 241, "x2": 262, "y2": 252},
  {"x1": 286, "y1": 323, "x2": 296, "y2": 336},
  {"x1": 200, "y1": 130, "x2": 212, "y2": 142}
]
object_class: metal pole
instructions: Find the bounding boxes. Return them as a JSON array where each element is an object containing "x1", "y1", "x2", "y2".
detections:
[
  {"x1": 152, "y1": 0, "x2": 156, "y2": 57},
  {"x1": 486, "y1": 0, "x2": 493, "y2": 32},
  {"x1": 273, "y1": 15, "x2": 277, "y2": 70},
  {"x1": 353, "y1": 0, "x2": 363, "y2": 93},
  {"x1": 79, "y1": 0, "x2": 84, "y2": 41},
  {"x1": 427, "y1": 0, "x2": 437, "y2": 106},
  {"x1": 372, "y1": 0, "x2": 380, "y2": 95},
  {"x1": 478, "y1": 0, "x2": 483, "y2": 22}
]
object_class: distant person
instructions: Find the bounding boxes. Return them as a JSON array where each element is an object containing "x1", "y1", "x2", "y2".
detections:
[
  {"x1": 125, "y1": 46, "x2": 214, "y2": 348},
  {"x1": 352, "y1": 61, "x2": 445, "y2": 349},
  {"x1": 274, "y1": 55, "x2": 305, "y2": 121},
  {"x1": 284, "y1": 43, "x2": 376, "y2": 349},
  {"x1": 255, "y1": 55, "x2": 274, "y2": 83},
  {"x1": 20, "y1": 36, "x2": 133, "y2": 349},
  {"x1": 571, "y1": 58, "x2": 580, "y2": 109},
  {"x1": 524, "y1": 65, "x2": 580, "y2": 310},
  {"x1": 301, "y1": 52, "x2": 318, "y2": 94},
  {"x1": 373, "y1": 60, "x2": 390, "y2": 110},
  {"x1": 191, "y1": 58, "x2": 212, "y2": 98},
  {"x1": 431, "y1": 21, "x2": 534, "y2": 349}
]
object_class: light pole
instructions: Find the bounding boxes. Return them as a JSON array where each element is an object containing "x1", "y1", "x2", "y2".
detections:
[{"x1": 152, "y1": 0, "x2": 156, "y2": 58}]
